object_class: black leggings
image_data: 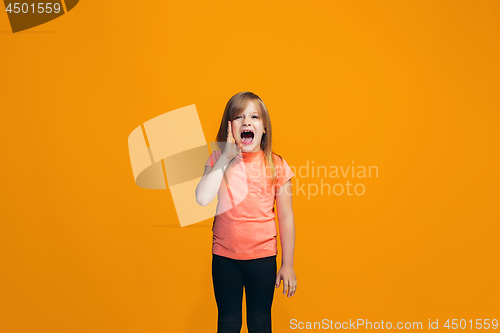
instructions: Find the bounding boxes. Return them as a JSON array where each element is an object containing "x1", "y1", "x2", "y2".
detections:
[{"x1": 212, "y1": 254, "x2": 277, "y2": 333}]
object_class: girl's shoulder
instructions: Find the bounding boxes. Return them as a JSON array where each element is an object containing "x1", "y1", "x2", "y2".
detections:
[
  {"x1": 272, "y1": 152, "x2": 294, "y2": 172},
  {"x1": 271, "y1": 151, "x2": 285, "y2": 164},
  {"x1": 270, "y1": 152, "x2": 295, "y2": 186}
]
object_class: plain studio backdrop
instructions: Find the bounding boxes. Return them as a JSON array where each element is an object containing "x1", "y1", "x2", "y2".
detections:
[{"x1": 1, "y1": 1, "x2": 499, "y2": 332}]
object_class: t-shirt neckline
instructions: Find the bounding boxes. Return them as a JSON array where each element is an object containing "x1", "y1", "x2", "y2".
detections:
[{"x1": 239, "y1": 150, "x2": 264, "y2": 162}]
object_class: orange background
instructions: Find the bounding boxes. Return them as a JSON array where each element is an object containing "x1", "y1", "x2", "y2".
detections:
[{"x1": 1, "y1": 1, "x2": 499, "y2": 332}]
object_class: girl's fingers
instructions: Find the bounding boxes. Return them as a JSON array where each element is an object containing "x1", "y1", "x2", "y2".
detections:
[
  {"x1": 276, "y1": 274, "x2": 298, "y2": 297},
  {"x1": 289, "y1": 280, "x2": 293, "y2": 297}
]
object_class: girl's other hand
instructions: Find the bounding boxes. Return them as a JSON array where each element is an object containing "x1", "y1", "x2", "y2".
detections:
[
  {"x1": 222, "y1": 121, "x2": 243, "y2": 160},
  {"x1": 275, "y1": 265, "x2": 297, "y2": 297}
]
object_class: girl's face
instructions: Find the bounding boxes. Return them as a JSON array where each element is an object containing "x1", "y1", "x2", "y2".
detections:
[{"x1": 231, "y1": 100, "x2": 266, "y2": 153}]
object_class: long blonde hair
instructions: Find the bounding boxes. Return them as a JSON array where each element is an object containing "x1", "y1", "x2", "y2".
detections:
[{"x1": 216, "y1": 92, "x2": 281, "y2": 186}]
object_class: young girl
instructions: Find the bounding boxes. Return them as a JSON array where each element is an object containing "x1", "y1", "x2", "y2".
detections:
[{"x1": 196, "y1": 92, "x2": 297, "y2": 333}]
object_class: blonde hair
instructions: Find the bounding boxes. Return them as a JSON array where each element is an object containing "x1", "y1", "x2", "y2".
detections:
[{"x1": 216, "y1": 91, "x2": 282, "y2": 186}]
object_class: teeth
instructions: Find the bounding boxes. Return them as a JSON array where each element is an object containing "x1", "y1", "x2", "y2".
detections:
[{"x1": 241, "y1": 130, "x2": 254, "y2": 143}]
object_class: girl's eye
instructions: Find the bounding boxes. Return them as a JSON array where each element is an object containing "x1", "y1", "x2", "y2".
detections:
[
  {"x1": 252, "y1": 115, "x2": 259, "y2": 118},
  {"x1": 234, "y1": 116, "x2": 242, "y2": 120}
]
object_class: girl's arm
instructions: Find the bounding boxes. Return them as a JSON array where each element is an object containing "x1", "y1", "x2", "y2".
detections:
[
  {"x1": 196, "y1": 121, "x2": 242, "y2": 206},
  {"x1": 275, "y1": 179, "x2": 297, "y2": 297},
  {"x1": 195, "y1": 155, "x2": 232, "y2": 206}
]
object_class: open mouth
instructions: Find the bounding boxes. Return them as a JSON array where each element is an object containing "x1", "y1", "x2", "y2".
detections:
[{"x1": 240, "y1": 130, "x2": 254, "y2": 145}]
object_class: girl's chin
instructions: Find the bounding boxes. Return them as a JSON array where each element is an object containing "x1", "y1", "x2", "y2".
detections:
[{"x1": 240, "y1": 142, "x2": 258, "y2": 151}]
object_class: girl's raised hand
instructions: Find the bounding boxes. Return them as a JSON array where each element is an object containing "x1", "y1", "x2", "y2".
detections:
[{"x1": 222, "y1": 121, "x2": 243, "y2": 160}]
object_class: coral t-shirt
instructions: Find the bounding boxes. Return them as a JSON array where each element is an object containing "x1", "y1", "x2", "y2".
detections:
[{"x1": 205, "y1": 149, "x2": 295, "y2": 260}]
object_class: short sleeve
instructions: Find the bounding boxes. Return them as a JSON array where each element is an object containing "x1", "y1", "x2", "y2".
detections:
[
  {"x1": 275, "y1": 155, "x2": 295, "y2": 188},
  {"x1": 205, "y1": 150, "x2": 222, "y2": 168}
]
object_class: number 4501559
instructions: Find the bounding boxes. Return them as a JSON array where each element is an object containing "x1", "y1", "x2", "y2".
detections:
[
  {"x1": 444, "y1": 319, "x2": 498, "y2": 330},
  {"x1": 6, "y1": 3, "x2": 62, "y2": 14}
]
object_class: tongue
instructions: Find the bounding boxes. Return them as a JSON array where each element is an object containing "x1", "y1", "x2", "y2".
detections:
[{"x1": 242, "y1": 137, "x2": 253, "y2": 143}]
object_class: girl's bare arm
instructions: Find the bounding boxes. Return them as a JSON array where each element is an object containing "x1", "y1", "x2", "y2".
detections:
[
  {"x1": 195, "y1": 154, "x2": 232, "y2": 206},
  {"x1": 275, "y1": 179, "x2": 297, "y2": 297},
  {"x1": 196, "y1": 121, "x2": 242, "y2": 206}
]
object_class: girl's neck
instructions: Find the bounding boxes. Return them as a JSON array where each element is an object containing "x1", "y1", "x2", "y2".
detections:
[
  {"x1": 240, "y1": 149, "x2": 264, "y2": 161},
  {"x1": 241, "y1": 149, "x2": 263, "y2": 155}
]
